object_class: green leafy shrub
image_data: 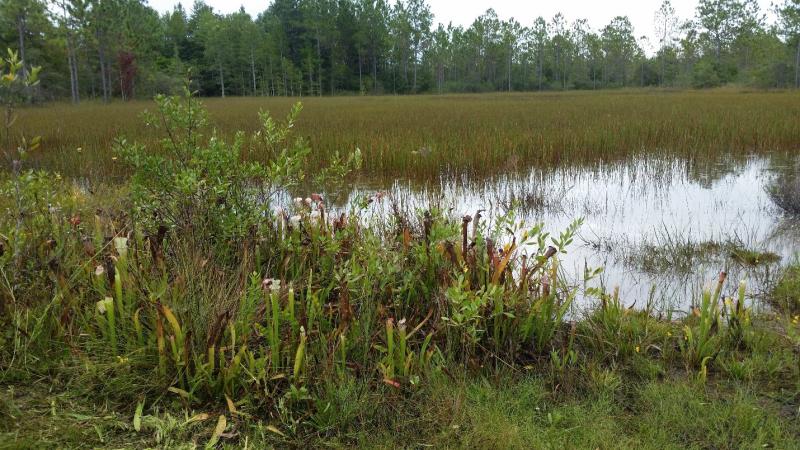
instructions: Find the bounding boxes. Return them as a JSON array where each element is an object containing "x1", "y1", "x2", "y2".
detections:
[{"x1": 117, "y1": 89, "x2": 294, "y2": 260}]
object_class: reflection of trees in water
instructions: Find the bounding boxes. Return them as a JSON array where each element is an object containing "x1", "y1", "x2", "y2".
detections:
[
  {"x1": 683, "y1": 154, "x2": 751, "y2": 189},
  {"x1": 286, "y1": 153, "x2": 800, "y2": 312},
  {"x1": 294, "y1": 153, "x2": 787, "y2": 208},
  {"x1": 291, "y1": 155, "x2": 793, "y2": 229},
  {"x1": 766, "y1": 155, "x2": 800, "y2": 216}
]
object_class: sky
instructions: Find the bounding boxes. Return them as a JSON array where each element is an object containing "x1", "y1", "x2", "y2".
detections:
[{"x1": 147, "y1": 0, "x2": 778, "y2": 50}]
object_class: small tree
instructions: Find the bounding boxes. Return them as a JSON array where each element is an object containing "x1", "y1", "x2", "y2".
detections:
[
  {"x1": 116, "y1": 85, "x2": 360, "y2": 263},
  {"x1": 1, "y1": 49, "x2": 41, "y2": 266},
  {"x1": 655, "y1": 0, "x2": 680, "y2": 86}
]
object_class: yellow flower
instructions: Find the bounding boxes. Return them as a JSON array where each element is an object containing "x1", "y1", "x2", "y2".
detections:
[{"x1": 635, "y1": 346, "x2": 640, "y2": 353}]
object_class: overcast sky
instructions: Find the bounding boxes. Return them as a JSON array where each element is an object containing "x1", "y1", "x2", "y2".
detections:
[{"x1": 147, "y1": 0, "x2": 778, "y2": 49}]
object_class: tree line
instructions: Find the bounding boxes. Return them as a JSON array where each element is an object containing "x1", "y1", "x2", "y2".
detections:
[{"x1": 2, "y1": 0, "x2": 800, "y2": 102}]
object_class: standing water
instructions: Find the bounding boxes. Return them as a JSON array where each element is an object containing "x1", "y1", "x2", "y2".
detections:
[{"x1": 322, "y1": 155, "x2": 800, "y2": 312}]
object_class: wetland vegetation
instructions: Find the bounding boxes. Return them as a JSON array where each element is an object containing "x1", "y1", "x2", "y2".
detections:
[
  {"x1": 15, "y1": 89, "x2": 800, "y2": 180},
  {"x1": 2, "y1": 84, "x2": 799, "y2": 447},
  {"x1": 2, "y1": 0, "x2": 800, "y2": 442}
]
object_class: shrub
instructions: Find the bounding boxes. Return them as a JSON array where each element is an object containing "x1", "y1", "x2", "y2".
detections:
[{"x1": 116, "y1": 88, "x2": 304, "y2": 261}]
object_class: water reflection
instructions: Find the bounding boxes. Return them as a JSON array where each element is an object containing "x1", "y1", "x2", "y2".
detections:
[{"x1": 319, "y1": 155, "x2": 800, "y2": 312}]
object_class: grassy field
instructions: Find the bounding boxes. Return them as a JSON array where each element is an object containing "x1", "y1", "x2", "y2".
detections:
[
  {"x1": 16, "y1": 89, "x2": 800, "y2": 181},
  {"x1": 4, "y1": 367, "x2": 799, "y2": 448},
  {"x1": 2, "y1": 90, "x2": 799, "y2": 448}
]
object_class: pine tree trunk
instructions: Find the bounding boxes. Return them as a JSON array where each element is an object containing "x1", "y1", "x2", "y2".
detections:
[
  {"x1": 67, "y1": 36, "x2": 80, "y2": 103},
  {"x1": 308, "y1": 64, "x2": 313, "y2": 96},
  {"x1": 219, "y1": 62, "x2": 225, "y2": 98},
  {"x1": 372, "y1": 47, "x2": 378, "y2": 93},
  {"x1": 251, "y1": 50, "x2": 257, "y2": 95},
  {"x1": 268, "y1": 54, "x2": 274, "y2": 96},
  {"x1": 795, "y1": 39, "x2": 800, "y2": 89},
  {"x1": 119, "y1": 66, "x2": 126, "y2": 101},
  {"x1": 17, "y1": 17, "x2": 27, "y2": 77},
  {"x1": 358, "y1": 54, "x2": 363, "y2": 93},
  {"x1": 280, "y1": 52, "x2": 287, "y2": 96},
  {"x1": 98, "y1": 36, "x2": 110, "y2": 102},
  {"x1": 412, "y1": 48, "x2": 418, "y2": 93},
  {"x1": 508, "y1": 46, "x2": 512, "y2": 92},
  {"x1": 316, "y1": 33, "x2": 323, "y2": 96},
  {"x1": 537, "y1": 56, "x2": 542, "y2": 91}
]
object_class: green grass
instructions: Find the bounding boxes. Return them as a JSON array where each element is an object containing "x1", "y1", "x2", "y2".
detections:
[
  {"x1": 773, "y1": 263, "x2": 800, "y2": 315},
  {"x1": 17, "y1": 89, "x2": 800, "y2": 181},
  {"x1": 3, "y1": 368, "x2": 798, "y2": 449}
]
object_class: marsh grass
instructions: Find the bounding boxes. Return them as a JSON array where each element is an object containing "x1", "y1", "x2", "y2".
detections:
[
  {"x1": 611, "y1": 232, "x2": 782, "y2": 275},
  {"x1": 15, "y1": 90, "x2": 800, "y2": 181}
]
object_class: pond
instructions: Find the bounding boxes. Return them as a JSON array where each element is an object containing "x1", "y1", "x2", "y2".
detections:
[{"x1": 318, "y1": 154, "x2": 800, "y2": 312}]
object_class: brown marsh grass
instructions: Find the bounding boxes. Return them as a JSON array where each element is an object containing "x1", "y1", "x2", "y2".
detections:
[{"x1": 13, "y1": 89, "x2": 800, "y2": 181}]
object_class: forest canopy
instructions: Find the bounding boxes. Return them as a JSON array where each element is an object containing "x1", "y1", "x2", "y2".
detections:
[{"x1": 2, "y1": 0, "x2": 799, "y2": 101}]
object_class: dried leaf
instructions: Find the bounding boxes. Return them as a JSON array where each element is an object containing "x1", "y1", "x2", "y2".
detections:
[
  {"x1": 225, "y1": 395, "x2": 237, "y2": 415},
  {"x1": 206, "y1": 415, "x2": 227, "y2": 449},
  {"x1": 133, "y1": 399, "x2": 144, "y2": 432},
  {"x1": 265, "y1": 425, "x2": 285, "y2": 437},
  {"x1": 183, "y1": 413, "x2": 210, "y2": 426}
]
